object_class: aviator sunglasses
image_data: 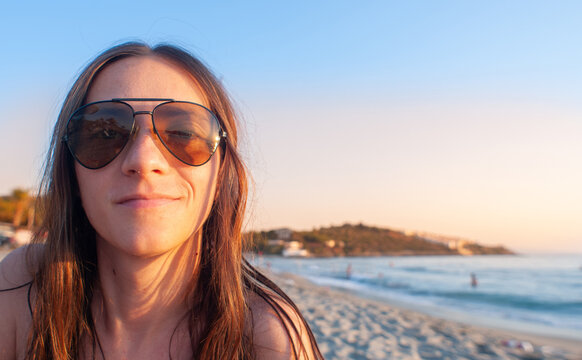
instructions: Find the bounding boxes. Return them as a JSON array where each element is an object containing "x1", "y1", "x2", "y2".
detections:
[{"x1": 63, "y1": 98, "x2": 227, "y2": 169}]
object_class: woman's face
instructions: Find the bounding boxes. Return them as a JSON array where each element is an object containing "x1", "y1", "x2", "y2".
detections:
[{"x1": 75, "y1": 56, "x2": 220, "y2": 257}]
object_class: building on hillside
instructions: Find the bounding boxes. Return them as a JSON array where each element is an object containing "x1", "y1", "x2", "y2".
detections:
[
  {"x1": 406, "y1": 230, "x2": 474, "y2": 251},
  {"x1": 325, "y1": 239, "x2": 336, "y2": 248},
  {"x1": 282, "y1": 240, "x2": 309, "y2": 257},
  {"x1": 457, "y1": 240, "x2": 475, "y2": 255}
]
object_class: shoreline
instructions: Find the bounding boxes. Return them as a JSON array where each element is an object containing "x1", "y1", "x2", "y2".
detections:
[
  {"x1": 268, "y1": 271, "x2": 582, "y2": 359},
  {"x1": 305, "y1": 272, "x2": 582, "y2": 343}
]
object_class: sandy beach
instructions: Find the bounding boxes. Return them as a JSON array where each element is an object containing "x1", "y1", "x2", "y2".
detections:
[
  {"x1": 2, "y1": 249, "x2": 580, "y2": 359},
  {"x1": 268, "y1": 272, "x2": 582, "y2": 360}
]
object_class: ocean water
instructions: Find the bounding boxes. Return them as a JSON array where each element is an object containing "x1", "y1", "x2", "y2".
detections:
[{"x1": 253, "y1": 254, "x2": 582, "y2": 337}]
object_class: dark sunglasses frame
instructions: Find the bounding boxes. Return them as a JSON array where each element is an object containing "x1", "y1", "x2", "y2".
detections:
[{"x1": 63, "y1": 98, "x2": 227, "y2": 169}]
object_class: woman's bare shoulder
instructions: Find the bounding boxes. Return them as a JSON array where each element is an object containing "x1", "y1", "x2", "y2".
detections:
[
  {"x1": 0, "y1": 245, "x2": 42, "y2": 359},
  {"x1": 248, "y1": 289, "x2": 318, "y2": 360},
  {"x1": 1, "y1": 245, "x2": 42, "y2": 283}
]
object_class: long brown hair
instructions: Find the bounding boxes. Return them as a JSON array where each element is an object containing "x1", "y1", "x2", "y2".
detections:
[{"x1": 28, "y1": 42, "x2": 322, "y2": 359}]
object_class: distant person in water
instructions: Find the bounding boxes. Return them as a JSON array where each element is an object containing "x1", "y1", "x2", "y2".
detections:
[
  {"x1": 471, "y1": 273, "x2": 478, "y2": 288},
  {"x1": 346, "y1": 263, "x2": 353, "y2": 279}
]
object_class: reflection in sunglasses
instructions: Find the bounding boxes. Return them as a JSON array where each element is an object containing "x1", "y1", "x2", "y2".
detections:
[{"x1": 64, "y1": 99, "x2": 226, "y2": 169}]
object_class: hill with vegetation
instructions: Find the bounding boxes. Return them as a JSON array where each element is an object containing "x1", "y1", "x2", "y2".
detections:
[{"x1": 247, "y1": 223, "x2": 515, "y2": 257}]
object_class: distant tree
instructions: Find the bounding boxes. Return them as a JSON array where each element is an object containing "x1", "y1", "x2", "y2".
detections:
[
  {"x1": 303, "y1": 233, "x2": 329, "y2": 244},
  {"x1": 0, "y1": 188, "x2": 38, "y2": 228},
  {"x1": 0, "y1": 196, "x2": 16, "y2": 223},
  {"x1": 12, "y1": 188, "x2": 31, "y2": 227}
]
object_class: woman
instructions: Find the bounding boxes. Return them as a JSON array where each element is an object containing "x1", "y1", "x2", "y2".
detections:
[{"x1": 0, "y1": 42, "x2": 322, "y2": 359}]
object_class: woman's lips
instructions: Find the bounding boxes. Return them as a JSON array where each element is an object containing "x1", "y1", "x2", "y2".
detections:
[{"x1": 115, "y1": 194, "x2": 179, "y2": 209}]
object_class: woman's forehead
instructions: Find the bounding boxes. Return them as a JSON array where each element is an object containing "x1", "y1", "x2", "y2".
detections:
[{"x1": 86, "y1": 55, "x2": 207, "y2": 105}]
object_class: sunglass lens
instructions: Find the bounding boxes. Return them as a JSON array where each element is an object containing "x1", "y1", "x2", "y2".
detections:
[
  {"x1": 66, "y1": 102, "x2": 133, "y2": 169},
  {"x1": 154, "y1": 102, "x2": 221, "y2": 166}
]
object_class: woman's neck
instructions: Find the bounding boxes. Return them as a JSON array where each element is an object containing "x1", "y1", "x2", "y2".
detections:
[{"x1": 90, "y1": 234, "x2": 200, "y2": 357}]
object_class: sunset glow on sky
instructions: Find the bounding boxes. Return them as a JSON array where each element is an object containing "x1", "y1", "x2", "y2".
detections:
[{"x1": 1, "y1": 1, "x2": 581, "y2": 253}]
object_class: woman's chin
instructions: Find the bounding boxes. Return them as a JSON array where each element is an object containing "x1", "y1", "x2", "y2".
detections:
[{"x1": 96, "y1": 231, "x2": 196, "y2": 260}]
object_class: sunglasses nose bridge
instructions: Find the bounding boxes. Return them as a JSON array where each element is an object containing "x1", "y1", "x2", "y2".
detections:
[
  {"x1": 133, "y1": 110, "x2": 153, "y2": 125},
  {"x1": 131, "y1": 110, "x2": 155, "y2": 136},
  {"x1": 128, "y1": 110, "x2": 166, "y2": 151},
  {"x1": 133, "y1": 110, "x2": 153, "y2": 116}
]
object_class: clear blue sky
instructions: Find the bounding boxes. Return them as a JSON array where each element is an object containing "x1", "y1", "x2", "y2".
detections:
[{"x1": 1, "y1": 1, "x2": 581, "y2": 252}]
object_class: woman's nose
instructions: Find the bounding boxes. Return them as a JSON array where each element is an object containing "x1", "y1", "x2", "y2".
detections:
[{"x1": 120, "y1": 116, "x2": 170, "y2": 176}]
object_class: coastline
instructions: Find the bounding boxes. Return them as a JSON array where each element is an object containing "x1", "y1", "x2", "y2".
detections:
[{"x1": 268, "y1": 271, "x2": 582, "y2": 360}]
